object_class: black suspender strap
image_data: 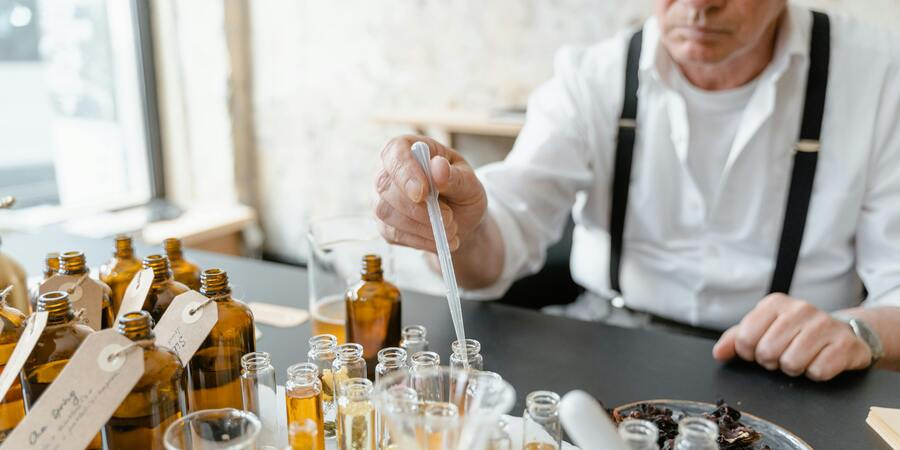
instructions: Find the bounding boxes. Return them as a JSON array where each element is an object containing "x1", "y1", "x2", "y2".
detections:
[
  {"x1": 609, "y1": 11, "x2": 830, "y2": 298},
  {"x1": 769, "y1": 11, "x2": 830, "y2": 294},
  {"x1": 609, "y1": 30, "x2": 642, "y2": 295}
]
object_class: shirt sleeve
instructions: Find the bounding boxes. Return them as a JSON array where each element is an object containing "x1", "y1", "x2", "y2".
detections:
[
  {"x1": 462, "y1": 46, "x2": 616, "y2": 300},
  {"x1": 856, "y1": 62, "x2": 900, "y2": 309}
]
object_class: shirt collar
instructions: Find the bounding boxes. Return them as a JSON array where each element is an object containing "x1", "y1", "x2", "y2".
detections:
[{"x1": 638, "y1": 4, "x2": 813, "y2": 84}]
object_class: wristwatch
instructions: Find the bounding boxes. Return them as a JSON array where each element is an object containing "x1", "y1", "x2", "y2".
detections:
[{"x1": 832, "y1": 313, "x2": 885, "y2": 367}]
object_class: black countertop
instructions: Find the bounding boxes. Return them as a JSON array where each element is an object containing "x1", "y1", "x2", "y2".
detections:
[{"x1": 4, "y1": 230, "x2": 897, "y2": 449}]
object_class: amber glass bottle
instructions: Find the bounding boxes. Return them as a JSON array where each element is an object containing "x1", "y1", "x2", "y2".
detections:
[
  {"x1": 58, "y1": 251, "x2": 115, "y2": 329},
  {"x1": 29, "y1": 252, "x2": 59, "y2": 313},
  {"x1": 345, "y1": 254, "x2": 401, "y2": 377},
  {"x1": 99, "y1": 235, "x2": 142, "y2": 315},
  {"x1": 103, "y1": 311, "x2": 185, "y2": 450},
  {"x1": 21, "y1": 291, "x2": 101, "y2": 449},
  {"x1": 185, "y1": 269, "x2": 255, "y2": 412},
  {"x1": 0, "y1": 292, "x2": 26, "y2": 443},
  {"x1": 140, "y1": 254, "x2": 189, "y2": 323},
  {"x1": 163, "y1": 238, "x2": 201, "y2": 291}
]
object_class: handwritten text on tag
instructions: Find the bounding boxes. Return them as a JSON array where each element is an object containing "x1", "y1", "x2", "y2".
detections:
[
  {"x1": 0, "y1": 311, "x2": 48, "y2": 401},
  {"x1": 0, "y1": 329, "x2": 144, "y2": 450},
  {"x1": 116, "y1": 268, "x2": 154, "y2": 321},
  {"x1": 153, "y1": 291, "x2": 217, "y2": 366},
  {"x1": 40, "y1": 275, "x2": 103, "y2": 330}
]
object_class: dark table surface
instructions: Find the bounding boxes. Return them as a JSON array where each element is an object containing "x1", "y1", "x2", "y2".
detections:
[{"x1": 4, "y1": 230, "x2": 898, "y2": 449}]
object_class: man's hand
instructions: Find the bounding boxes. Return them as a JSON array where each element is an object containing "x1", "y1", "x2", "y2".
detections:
[
  {"x1": 375, "y1": 135, "x2": 488, "y2": 253},
  {"x1": 712, "y1": 293, "x2": 872, "y2": 381}
]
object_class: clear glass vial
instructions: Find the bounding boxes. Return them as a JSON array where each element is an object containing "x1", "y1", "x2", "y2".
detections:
[
  {"x1": 522, "y1": 391, "x2": 562, "y2": 450},
  {"x1": 399, "y1": 325, "x2": 429, "y2": 355},
  {"x1": 285, "y1": 362, "x2": 325, "y2": 450},
  {"x1": 619, "y1": 419, "x2": 660, "y2": 450},
  {"x1": 375, "y1": 347, "x2": 408, "y2": 384},
  {"x1": 240, "y1": 351, "x2": 279, "y2": 449},
  {"x1": 308, "y1": 334, "x2": 338, "y2": 439},
  {"x1": 450, "y1": 338, "x2": 483, "y2": 371},
  {"x1": 673, "y1": 417, "x2": 719, "y2": 450},
  {"x1": 337, "y1": 378, "x2": 376, "y2": 450},
  {"x1": 409, "y1": 351, "x2": 442, "y2": 403}
]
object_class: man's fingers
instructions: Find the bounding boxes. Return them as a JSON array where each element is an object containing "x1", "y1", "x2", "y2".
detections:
[
  {"x1": 754, "y1": 313, "x2": 805, "y2": 370},
  {"x1": 380, "y1": 136, "x2": 432, "y2": 202},
  {"x1": 778, "y1": 321, "x2": 831, "y2": 377},
  {"x1": 713, "y1": 326, "x2": 739, "y2": 361},
  {"x1": 377, "y1": 220, "x2": 438, "y2": 253},
  {"x1": 377, "y1": 177, "x2": 455, "y2": 228},
  {"x1": 805, "y1": 343, "x2": 847, "y2": 382},
  {"x1": 733, "y1": 298, "x2": 782, "y2": 362},
  {"x1": 374, "y1": 199, "x2": 459, "y2": 244}
]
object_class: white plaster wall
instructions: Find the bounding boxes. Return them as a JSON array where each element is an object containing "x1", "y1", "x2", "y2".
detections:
[{"x1": 247, "y1": 1, "x2": 900, "y2": 261}]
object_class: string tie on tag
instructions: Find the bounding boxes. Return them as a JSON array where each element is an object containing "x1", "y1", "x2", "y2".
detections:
[
  {"x1": 73, "y1": 308, "x2": 89, "y2": 324},
  {"x1": 106, "y1": 339, "x2": 154, "y2": 363},
  {"x1": 188, "y1": 293, "x2": 229, "y2": 315},
  {"x1": 67, "y1": 274, "x2": 90, "y2": 294}
]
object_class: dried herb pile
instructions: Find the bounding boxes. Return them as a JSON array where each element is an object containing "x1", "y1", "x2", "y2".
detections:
[{"x1": 613, "y1": 400, "x2": 773, "y2": 450}]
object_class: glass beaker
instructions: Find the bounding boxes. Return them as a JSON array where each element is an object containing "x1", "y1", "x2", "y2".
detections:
[
  {"x1": 374, "y1": 366, "x2": 515, "y2": 450},
  {"x1": 163, "y1": 409, "x2": 261, "y2": 450},
  {"x1": 307, "y1": 215, "x2": 392, "y2": 345}
]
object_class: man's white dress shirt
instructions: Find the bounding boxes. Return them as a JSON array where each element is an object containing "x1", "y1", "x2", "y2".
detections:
[{"x1": 470, "y1": 5, "x2": 900, "y2": 330}]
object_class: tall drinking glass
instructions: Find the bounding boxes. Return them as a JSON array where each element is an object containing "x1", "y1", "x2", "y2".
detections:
[
  {"x1": 307, "y1": 215, "x2": 392, "y2": 345},
  {"x1": 163, "y1": 409, "x2": 261, "y2": 450}
]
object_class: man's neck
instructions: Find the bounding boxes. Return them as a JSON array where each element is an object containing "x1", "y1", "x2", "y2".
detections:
[{"x1": 678, "y1": 16, "x2": 782, "y2": 91}]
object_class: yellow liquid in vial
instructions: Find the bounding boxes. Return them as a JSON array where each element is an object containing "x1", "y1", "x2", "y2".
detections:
[
  {"x1": 414, "y1": 401, "x2": 459, "y2": 450},
  {"x1": 311, "y1": 295, "x2": 346, "y2": 344},
  {"x1": 339, "y1": 401, "x2": 375, "y2": 450},
  {"x1": 286, "y1": 388, "x2": 325, "y2": 450},
  {"x1": 522, "y1": 443, "x2": 558, "y2": 450}
]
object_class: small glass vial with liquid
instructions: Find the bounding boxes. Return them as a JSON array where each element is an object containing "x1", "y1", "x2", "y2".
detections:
[
  {"x1": 185, "y1": 268, "x2": 256, "y2": 411},
  {"x1": 673, "y1": 417, "x2": 718, "y2": 450},
  {"x1": 345, "y1": 254, "x2": 401, "y2": 377},
  {"x1": 240, "y1": 351, "x2": 279, "y2": 449},
  {"x1": 163, "y1": 237, "x2": 201, "y2": 290},
  {"x1": 410, "y1": 351, "x2": 442, "y2": 402},
  {"x1": 522, "y1": 391, "x2": 562, "y2": 450},
  {"x1": 337, "y1": 378, "x2": 376, "y2": 450},
  {"x1": 102, "y1": 311, "x2": 185, "y2": 450},
  {"x1": 332, "y1": 343, "x2": 366, "y2": 397},
  {"x1": 308, "y1": 334, "x2": 338, "y2": 438},
  {"x1": 21, "y1": 291, "x2": 101, "y2": 449},
  {"x1": 0, "y1": 290, "x2": 27, "y2": 443},
  {"x1": 141, "y1": 254, "x2": 189, "y2": 322},
  {"x1": 29, "y1": 252, "x2": 58, "y2": 312},
  {"x1": 285, "y1": 362, "x2": 325, "y2": 450},
  {"x1": 619, "y1": 419, "x2": 660, "y2": 450},
  {"x1": 99, "y1": 234, "x2": 142, "y2": 315},
  {"x1": 399, "y1": 325, "x2": 429, "y2": 355},
  {"x1": 59, "y1": 250, "x2": 115, "y2": 329}
]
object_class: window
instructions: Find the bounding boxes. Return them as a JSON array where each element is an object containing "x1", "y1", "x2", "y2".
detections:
[{"x1": 0, "y1": 0, "x2": 159, "y2": 214}]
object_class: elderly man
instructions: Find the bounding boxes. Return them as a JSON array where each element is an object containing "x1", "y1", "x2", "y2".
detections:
[{"x1": 374, "y1": 0, "x2": 900, "y2": 381}]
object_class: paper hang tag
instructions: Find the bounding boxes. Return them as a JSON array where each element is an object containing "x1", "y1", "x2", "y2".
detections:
[
  {"x1": 153, "y1": 290, "x2": 218, "y2": 367},
  {"x1": 248, "y1": 301, "x2": 309, "y2": 328},
  {"x1": 0, "y1": 311, "x2": 48, "y2": 401},
  {"x1": 0, "y1": 329, "x2": 144, "y2": 450},
  {"x1": 40, "y1": 274, "x2": 103, "y2": 331},
  {"x1": 116, "y1": 268, "x2": 154, "y2": 322}
]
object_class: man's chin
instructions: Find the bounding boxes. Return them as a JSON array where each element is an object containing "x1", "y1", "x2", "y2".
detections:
[{"x1": 669, "y1": 42, "x2": 731, "y2": 66}]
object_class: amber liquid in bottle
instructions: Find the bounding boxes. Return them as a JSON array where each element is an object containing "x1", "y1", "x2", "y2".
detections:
[
  {"x1": 140, "y1": 254, "x2": 189, "y2": 323},
  {"x1": 345, "y1": 255, "x2": 401, "y2": 377},
  {"x1": 0, "y1": 294, "x2": 26, "y2": 443},
  {"x1": 185, "y1": 269, "x2": 255, "y2": 412},
  {"x1": 102, "y1": 311, "x2": 185, "y2": 450},
  {"x1": 21, "y1": 291, "x2": 101, "y2": 449},
  {"x1": 99, "y1": 235, "x2": 142, "y2": 316},
  {"x1": 285, "y1": 363, "x2": 326, "y2": 450},
  {"x1": 163, "y1": 238, "x2": 201, "y2": 291},
  {"x1": 29, "y1": 252, "x2": 59, "y2": 313},
  {"x1": 58, "y1": 251, "x2": 116, "y2": 329}
]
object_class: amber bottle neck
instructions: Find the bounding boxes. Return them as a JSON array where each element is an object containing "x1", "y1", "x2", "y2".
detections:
[
  {"x1": 37, "y1": 292, "x2": 75, "y2": 325},
  {"x1": 114, "y1": 235, "x2": 135, "y2": 259},
  {"x1": 143, "y1": 254, "x2": 174, "y2": 283},
  {"x1": 43, "y1": 252, "x2": 59, "y2": 279},
  {"x1": 361, "y1": 254, "x2": 383, "y2": 282},
  {"x1": 117, "y1": 311, "x2": 154, "y2": 340},
  {"x1": 164, "y1": 238, "x2": 184, "y2": 261},
  {"x1": 58, "y1": 251, "x2": 88, "y2": 275},
  {"x1": 200, "y1": 268, "x2": 231, "y2": 300}
]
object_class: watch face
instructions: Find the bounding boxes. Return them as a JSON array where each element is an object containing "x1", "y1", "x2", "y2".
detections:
[{"x1": 852, "y1": 319, "x2": 885, "y2": 360}]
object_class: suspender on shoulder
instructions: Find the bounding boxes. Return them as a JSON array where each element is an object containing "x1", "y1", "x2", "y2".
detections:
[{"x1": 608, "y1": 11, "x2": 831, "y2": 297}]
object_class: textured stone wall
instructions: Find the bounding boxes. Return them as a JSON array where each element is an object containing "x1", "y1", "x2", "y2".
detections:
[{"x1": 245, "y1": 0, "x2": 899, "y2": 261}]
